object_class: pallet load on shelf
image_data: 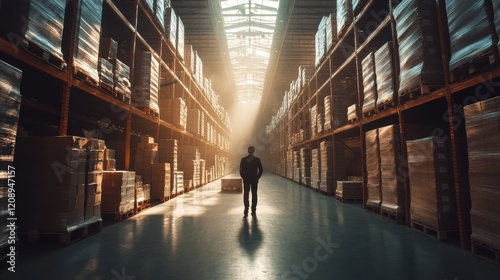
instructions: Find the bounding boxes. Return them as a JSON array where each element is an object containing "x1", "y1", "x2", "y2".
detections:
[
  {"x1": 101, "y1": 171, "x2": 135, "y2": 216},
  {"x1": 187, "y1": 108, "x2": 204, "y2": 137},
  {"x1": 142, "y1": 0, "x2": 166, "y2": 31},
  {"x1": 347, "y1": 103, "x2": 357, "y2": 123},
  {"x1": 311, "y1": 148, "x2": 320, "y2": 190},
  {"x1": 103, "y1": 147, "x2": 116, "y2": 171},
  {"x1": 365, "y1": 128, "x2": 381, "y2": 211},
  {"x1": 0, "y1": 61, "x2": 22, "y2": 256},
  {"x1": 298, "y1": 65, "x2": 315, "y2": 91},
  {"x1": 464, "y1": 96, "x2": 500, "y2": 254},
  {"x1": 333, "y1": 93, "x2": 355, "y2": 128},
  {"x1": 317, "y1": 113, "x2": 323, "y2": 135},
  {"x1": 362, "y1": 52, "x2": 377, "y2": 116},
  {"x1": 179, "y1": 145, "x2": 200, "y2": 189},
  {"x1": 379, "y1": 125, "x2": 404, "y2": 223},
  {"x1": 286, "y1": 150, "x2": 293, "y2": 180},
  {"x1": 375, "y1": 42, "x2": 396, "y2": 110},
  {"x1": 293, "y1": 151, "x2": 301, "y2": 183},
  {"x1": 73, "y1": 0, "x2": 103, "y2": 85},
  {"x1": 337, "y1": 0, "x2": 353, "y2": 38},
  {"x1": 352, "y1": 0, "x2": 368, "y2": 16},
  {"x1": 158, "y1": 139, "x2": 178, "y2": 195},
  {"x1": 324, "y1": 96, "x2": 332, "y2": 131},
  {"x1": 98, "y1": 57, "x2": 114, "y2": 92},
  {"x1": 325, "y1": 13, "x2": 338, "y2": 52},
  {"x1": 161, "y1": 98, "x2": 187, "y2": 130},
  {"x1": 315, "y1": 16, "x2": 327, "y2": 66},
  {"x1": 133, "y1": 51, "x2": 160, "y2": 116},
  {"x1": 176, "y1": 15, "x2": 185, "y2": 59},
  {"x1": 445, "y1": 0, "x2": 497, "y2": 80},
  {"x1": 194, "y1": 51, "x2": 203, "y2": 87},
  {"x1": 165, "y1": 7, "x2": 177, "y2": 49},
  {"x1": 300, "y1": 148, "x2": 311, "y2": 186},
  {"x1": 151, "y1": 163, "x2": 171, "y2": 201},
  {"x1": 16, "y1": 136, "x2": 104, "y2": 235},
  {"x1": 494, "y1": 0, "x2": 500, "y2": 54},
  {"x1": 0, "y1": 0, "x2": 66, "y2": 66},
  {"x1": 319, "y1": 141, "x2": 334, "y2": 194},
  {"x1": 406, "y1": 136, "x2": 457, "y2": 238},
  {"x1": 394, "y1": 0, "x2": 443, "y2": 98},
  {"x1": 310, "y1": 105, "x2": 318, "y2": 138},
  {"x1": 111, "y1": 58, "x2": 132, "y2": 101},
  {"x1": 99, "y1": 38, "x2": 131, "y2": 99},
  {"x1": 184, "y1": 44, "x2": 195, "y2": 73},
  {"x1": 133, "y1": 136, "x2": 159, "y2": 185}
]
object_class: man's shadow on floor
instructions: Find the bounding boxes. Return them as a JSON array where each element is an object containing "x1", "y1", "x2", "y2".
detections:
[{"x1": 238, "y1": 216, "x2": 263, "y2": 258}]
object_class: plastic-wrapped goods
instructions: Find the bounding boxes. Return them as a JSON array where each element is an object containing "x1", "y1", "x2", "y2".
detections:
[
  {"x1": 0, "y1": 0, "x2": 66, "y2": 61},
  {"x1": 320, "y1": 141, "x2": 334, "y2": 194},
  {"x1": 325, "y1": 13, "x2": 338, "y2": 52},
  {"x1": 101, "y1": 171, "x2": 135, "y2": 214},
  {"x1": 347, "y1": 103, "x2": 357, "y2": 122},
  {"x1": 394, "y1": 0, "x2": 443, "y2": 95},
  {"x1": 110, "y1": 58, "x2": 131, "y2": 98},
  {"x1": 187, "y1": 108, "x2": 203, "y2": 136},
  {"x1": 362, "y1": 52, "x2": 377, "y2": 115},
  {"x1": 464, "y1": 96, "x2": 500, "y2": 250},
  {"x1": 0, "y1": 61, "x2": 22, "y2": 250},
  {"x1": 494, "y1": 0, "x2": 500, "y2": 53},
  {"x1": 143, "y1": 0, "x2": 154, "y2": 14},
  {"x1": 104, "y1": 147, "x2": 116, "y2": 171},
  {"x1": 165, "y1": 0, "x2": 171, "y2": 8},
  {"x1": 378, "y1": 125, "x2": 404, "y2": 218},
  {"x1": 336, "y1": 0, "x2": 353, "y2": 38},
  {"x1": 161, "y1": 98, "x2": 187, "y2": 129},
  {"x1": 300, "y1": 148, "x2": 312, "y2": 186},
  {"x1": 155, "y1": 0, "x2": 166, "y2": 31},
  {"x1": 445, "y1": 0, "x2": 496, "y2": 72},
  {"x1": 195, "y1": 51, "x2": 204, "y2": 86},
  {"x1": 16, "y1": 136, "x2": 103, "y2": 233},
  {"x1": 99, "y1": 38, "x2": 118, "y2": 60},
  {"x1": 177, "y1": 16, "x2": 185, "y2": 59},
  {"x1": 365, "y1": 128, "x2": 381, "y2": 209},
  {"x1": 324, "y1": 96, "x2": 332, "y2": 131},
  {"x1": 180, "y1": 160, "x2": 200, "y2": 187},
  {"x1": 286, "y1": 150, "x2": 293, "y2": 180},
  {"x1": 293, "y1": 151, "x2": 301, "y2": 183},
  {"x1": 315, "y1": 16, "x2": 328, "y2": 66},
  {"x1": 73, "y1": 0, "x2": 103, "y2": 84},
  {"x1": 98, "y1": 58, "x2": 114, "y2": 90},
  {"x1": 375, "y1": 42, "x2": 396, "y2": 108},
  {"x1": 352, "y1": 0, "x2": 368, "y2": 16},
  {"x1": 407, "y1": 137, "x2": 457, "y2": 231},
  {"x1": 185, "y1": 44, "x2": 195, "y2": 73},
  {"x1": 151, "y1": 163, "x2": 171, "y2": 201},
  {"x1": 173, "y1": 171, "x2": 184, "y2": 195},
  {"x1": 165, "y1": 7, "x2": 178, "y2": 48},
  {"x1": 311, "y1": 149, "x2": 320, "y2": 190},
  {"x1": 310, "y1": 105, "x2": 318, "y2": 137},
  {"x1": 317, "y1": 114, "x2": 323, "y2": 135},
  {"x1": 133, "y1": 51, "x2": 160, "y2": 114}
]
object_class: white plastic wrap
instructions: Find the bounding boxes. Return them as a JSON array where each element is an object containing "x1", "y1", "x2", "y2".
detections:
[
  {"x1": 324, "y1": 95, "x2": 332, "y2": 131},
  {"x1": 156, "y1": 0, "x2": 166, "y2": 31},
  {"x1": 378, "y1": 125, "x2": 403, "y2": 215},
  {"x1": 73, "y1": 0, "x2": 104, "y2": 84},
  {"x1": 311, "y1": 149, "x2": 320, "y2": 190},
  {"x1": 165, "y1": 7, "x2": 177, "y2": 48},
  {"x1": 133, "y1": 51, "x2": 160, "y2": 113},
  {"x1": 300, "y1": 148, "x2": 312, "y2": 186},
  {"x1": 336, "y1": 0, "x2": 353, "y2": 38},
  {"x1": 362, "y1": 52, "x2": 377, "y2": 114},
  {"x1": 353, "y1": 0, "x2": 368, "y2": 16},
  {"x1": 325, "y1": 13, "x2": 337, "y2": 52},
  {"x1": 98, "y1": 58, "x2": 114, "y2": 89},
  {"x1": 375, "y1": 42, "x2": 396, "y2": 107},
  {"x1": 445, "y1": 0, "x2": 495, "y2": 71},
  {"x1": 177, "y1": 16, "x2": 185, "y2": 59},
  {"x1": 365, "y1": 128, "x2": 381, "y2": 209},
  {"x1": 111, "y1": 59, "x2": 131, "y2": 97},
  {"x1": 394, "y1": 0, "x2": 443, "y2": 95},
  {"x1": 315, "y1": 16, "x2": 327, "y2": 66}
]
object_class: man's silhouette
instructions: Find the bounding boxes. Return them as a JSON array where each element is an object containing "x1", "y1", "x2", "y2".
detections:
[{"x1": 239, "y1": 146, "x2": 263, "y2": 217}]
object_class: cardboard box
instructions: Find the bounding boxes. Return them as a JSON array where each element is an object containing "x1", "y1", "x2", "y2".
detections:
[{"x1": 221, "y1": 178, "x2": 242, "y2": 192}]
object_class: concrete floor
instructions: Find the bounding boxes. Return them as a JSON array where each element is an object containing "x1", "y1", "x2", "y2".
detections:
[{"x1": 2, "y1": 173, "x2": 500, "y2": 279}]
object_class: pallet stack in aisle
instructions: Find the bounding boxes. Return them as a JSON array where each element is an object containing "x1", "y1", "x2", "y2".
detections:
[
  {"x1": 319, "y1": 141, "x2": 334, "y2": 194},
  {"x1": 199, "y1": 159, "x2": 206, "y2": 185},
  {"x1": 464, "y1": 96, "x2": 500, "y2": 255},
  {"x1": 378, "y1": 125, "x2": 404, "y2": 223},
  {"x1": 0, "y1": 61, "x2": 22, "y2": 257},
  {"x1": 407, "y1": 137, "x2": 457, "y2": 239},
  {"x1": 300, "y1": 148, "x2": 311, "y2": 187},
  {"x1": 16, "y1": 136, "x2": 103, "y2": 237},
  {"x1": 133, "y1": 51, "x2": 160, "y2": 117},
  {"x1": 72, "y1": 0, "x2": 103, "y2": 85},
  {"x1": 393, "y1": 0, "x2": 443, "y2": 98},
  {"x1": 179, "y1": 145, "x2": 200, "y2": 190},
  {"x1": 0, "y1": 0, "x2": 67, "y2": 67},
  {"x1": 362, "y1": 52, "x2": 377, "y2": 117},
  {"x1": 159, "y1": 139, "x2": 178, "y2": 194},
  {"x1": 445, "y1": 0, "x2": 498, "y2": 81},
  {"x1": 311, "y1": 148, "x2": 320, "y2": 190},
  {"x1": 101, "y1": 171, "x2": 135, "y2": 217},
  {"x1": 151, "y1": 162, "x2": 171, "y2": 201},
  {"x1": 365, "y1": 128, "x2": 381, "y2": 211},
  {"x1": 336, "y1": 0, "x2": 353, "y2": 38},
  {"x1": 336, "y1": 180, "x2": 363, "y2": 202},
  {"x1": 374, "y1": 42, "x2": 396, "y2": 110},
  {"x1": 134, "y1": 176, "x2": 151, "y2": 213}
]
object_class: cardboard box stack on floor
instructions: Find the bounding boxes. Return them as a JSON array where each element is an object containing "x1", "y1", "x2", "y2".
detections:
[
  {"x1": 85, "y1": 139, "x2": 105, "y2": 222},
  {"x1": 179, "y1": 145, "x2": 200, "y2": 189},
  {"x1": 101, "y1": 170, "x2": 135, "y2": 214},
  {"x1": 365, "y1": 128, "x2": 381, "y2": 210},
  {"x1": 159, "y1": 139, "x2": 178, "y2": 196}
]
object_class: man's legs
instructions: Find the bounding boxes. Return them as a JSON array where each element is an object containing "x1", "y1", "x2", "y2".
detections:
[
  {"x1": 250, "y1": 181, "x2": 258, "y2": 215},
  {"x1": 243, "y1": 181, "x2": 251, "y2": 215}
]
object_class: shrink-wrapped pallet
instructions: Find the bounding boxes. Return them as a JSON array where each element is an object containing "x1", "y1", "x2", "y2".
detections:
[
  {"x1": 165, "y1": 7, "x2": 177, "y2": 48},
  {"x1": 311, "y1": 149, "x2": 320, "y2": 190},
  {"x1": 494, "y1": 0, "x2": 500, "y2": 53},
  {"x1": 310, "y1": 105, "x2": 318, "y2": 137},
  {"x1": 298, "y1": 65, "x2": 315, "y2": 89},
  {"x1": 151, "y1": 163, "x2": 171, "y2": 200},
  {"x1": 293, "y1": 151, "x2": 301, "y2": 183},
  {"x1": 101, "y1": 171, "x2": 135, "y2": 214},
  {"x1": 325, "y1": 13, "x2": 338, "y2": 52},
  {"x1": 187, "y1": 108, "x2": 203, "y2": 136},
  {"x1": 99, "y1": 58, "x2": 114, "y2": 90},
  {"x1": 347, "y1": 103, "x2": 357, "y2": 122},
  {"x1": 287, "y1": 150, "x2": 294, "y2": 180},
  {"x1": 173, "y1": 171, "x2": 184, "y2": 195},
  {"x1": 177, "y1": 16, "x2": 185, "y2": 59},
  {"x1": 133, "y1": 52, "x2": 160, "y2": 114},
  {"x1": 394, "y1": 0, "x2": 443, "y2": 95},
  {"x1": 445, "y1": 0, "x2": 496, "y2": 72},
  {"x1": 353, "y1": 0, "x2": 368, "y2": 16},
  {"x1": 362, "y1": 52, "x2": 377, "y2": 115},
  {"x1": 185, "y1": 44, "x2": 195, "y2": 73},
  {"x1": 365, "y1": 128, "x2": 381, "y2": 209},
  {"x1": 104, "y1": 147, "x2": 116, "y2": 171},
  {"x1": 407, "y1": 137, "x2": 457, "y2": 231},
  {"x1": 110, "y1": 58, "x2": 131, "y2": 97},
  {"x1": 375, "y1": 42, "x2": 396, "y2": 108},
  {"x1": 161, "y1": 98, "x2": 187, "y2": 129},
  {"x1": 320, "y1": 141, "x2": 334, "y2": 194},
  {"x1": 337, "y1": 0, "x2": 353, "y2": 38},
  {"x1": 300, "y1": 148, "x2": 311, "y2": 186},
  {"x1": 464, "y1": 96, "x2": 500, "y2": 250},
  {"x1": 73, "y1": 0, "x2": 103, "y2": 84},
  {"x1": 324, "y1": 96, "x2": 332, "y2": 131},
  {"x1": 315, "y1": 16, "x2": 328, "y2": 66}
]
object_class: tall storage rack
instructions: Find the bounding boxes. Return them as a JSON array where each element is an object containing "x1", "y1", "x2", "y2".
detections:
[
  {"x1": 265, "y1": 0, "x2": 500, "y2": 251},
  {"x1": 0, "y1": 0, "x2": 231, "y2": 174}
]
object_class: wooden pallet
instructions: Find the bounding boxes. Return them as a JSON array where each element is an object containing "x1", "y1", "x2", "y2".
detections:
[
  {"x1": 22, "y1": 219, "x2": 103, "y2": 246},
  {"x1": 347, "y1": 117, "x2": 358, "y2": 124},
  {"x1": 74, "y1": 69, "x2": 99, "y2": 87},
  {"x1": 362, "y1": 109, "x2": 376, "y2": 118},
  {"x1": 99, "y1": 82, "x2": 113, "y2": 95},
  {"x1": 376, "y1": 100, "x2": 396, "y2": 112},
  {"x1": 410, "y1": 220, "x2": 451, "y2": 241},
  {"x1": 20, "y1": 39, "x2": 66, "y2": 69},
  {"x1": 399, "y1": 84, "x2": 440, "y2": 103},
  {"x1": 336, "y1": 196, "x2": 362, "y2": 203},
  {"x1": 115, "y1": 90, "x2": 131, "y2": 104},
  {"x1": 451, "y1": 52, "x2": 498, "y2": 82},
  {"x1": 365, "y1": 204, "x2": 381, "y2": 215},
  {"x1": 471, "y1": 239, "x2": 500, "y2": 265},
  {"x1": 102, "y1": 209, "x2": 134, "y2": 221},
  {"x1": 141, "y1": 107, "x2": 159, "y2": 118},
  {"x1": 381, "y1": 209, "x2": 404, "y2": 224},
  {"x1": 135, "y1": 199, "x2": 151, "y2": 213}
]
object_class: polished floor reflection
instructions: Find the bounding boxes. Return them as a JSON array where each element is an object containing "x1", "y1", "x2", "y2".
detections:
[{"x1": 3, "y1": 173, "x2": 500, "y2": 279}]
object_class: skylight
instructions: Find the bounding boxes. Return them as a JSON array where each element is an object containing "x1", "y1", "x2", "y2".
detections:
[{"x1": 220, "y1": 0, "x2": 279, "y2": 104}]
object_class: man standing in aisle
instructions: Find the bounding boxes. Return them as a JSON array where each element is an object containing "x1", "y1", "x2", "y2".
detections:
[{"x1": 240, "y1": 146, "x2": 263, "y2": 217}]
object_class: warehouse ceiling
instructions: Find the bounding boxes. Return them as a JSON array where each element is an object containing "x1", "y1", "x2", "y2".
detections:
[{"x1": 171, "y1": 0, "x2": 336, "y2": 133}]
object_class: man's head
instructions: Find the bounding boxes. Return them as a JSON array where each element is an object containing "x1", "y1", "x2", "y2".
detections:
[{"x1": 248, "y1": 146, "x2": 255, "y2": 154}]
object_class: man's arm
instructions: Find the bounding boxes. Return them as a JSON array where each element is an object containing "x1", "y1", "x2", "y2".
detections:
[
  {"x1": 257, "y1": 158, "x2": 263, "y2": 179},
  {"x1": 239, "y1": 158, "x2": 245, "y2": 178}
]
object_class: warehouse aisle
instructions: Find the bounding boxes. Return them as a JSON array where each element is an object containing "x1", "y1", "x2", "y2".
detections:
[{"x1": 3, "y1": 173, "x2": 500, "y2": 280}]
